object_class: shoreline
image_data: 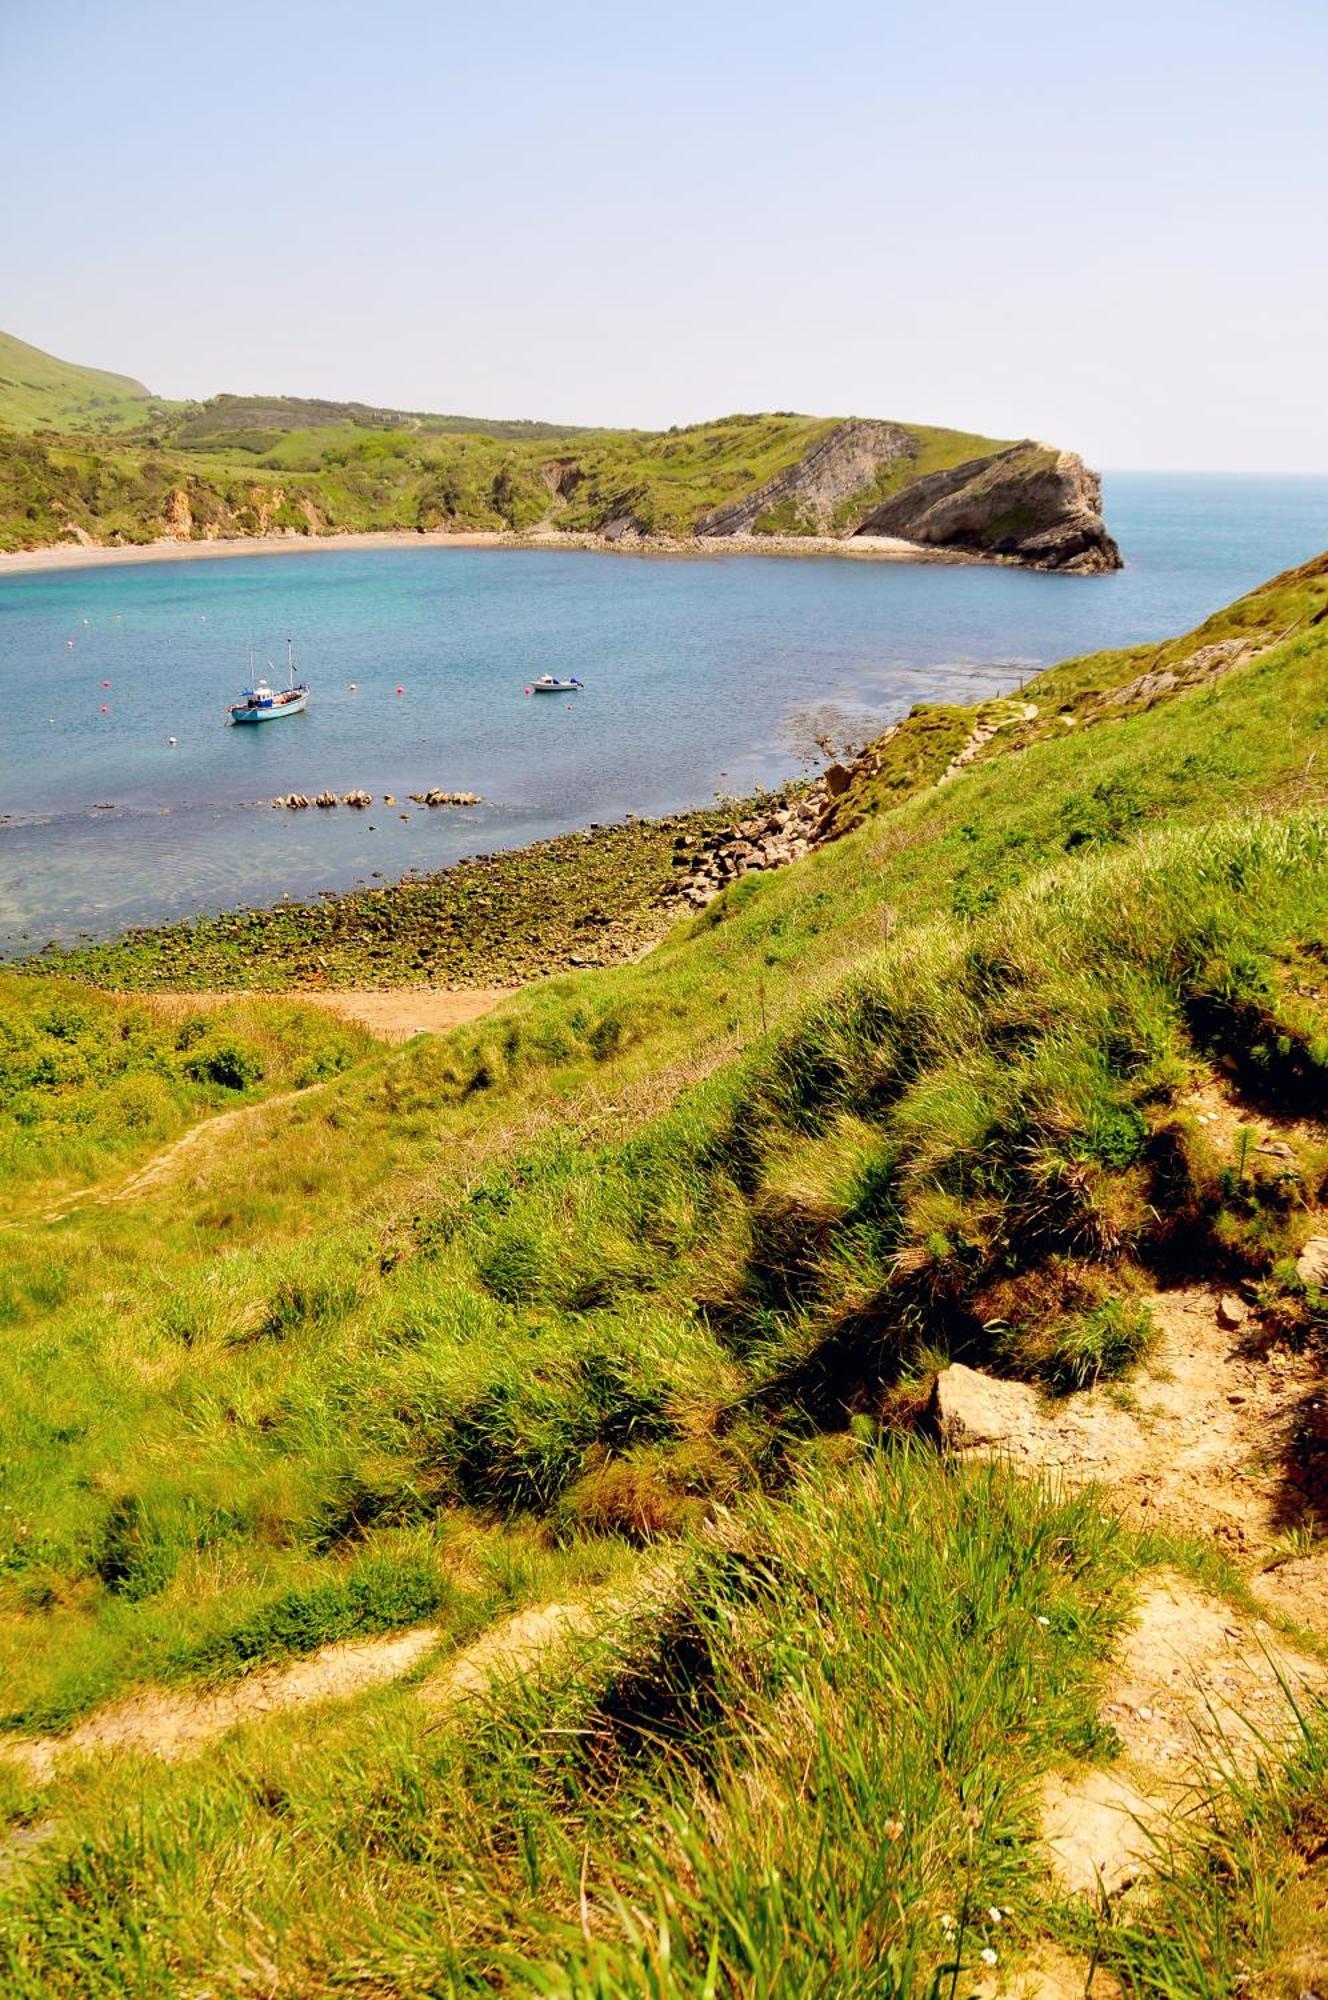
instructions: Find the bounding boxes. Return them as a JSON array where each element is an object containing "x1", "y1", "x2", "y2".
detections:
[
  {"x1": 0, "y1": 525, "x2": 986, "y2": 580},
  {"x1": 10, "y1": 798, "x2": 772, "y2": 989}
]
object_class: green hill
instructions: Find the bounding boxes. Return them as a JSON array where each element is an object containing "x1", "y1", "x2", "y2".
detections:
[
  {"x1": 1, "y1": 554, "x2": 1326, "y2": 1994},
  {"x1": 0, "y1": 325, "x2": 1120, "y2": 567},
  {"x1": 0, "y1": 328, "x2": 157, "y2": 434}
]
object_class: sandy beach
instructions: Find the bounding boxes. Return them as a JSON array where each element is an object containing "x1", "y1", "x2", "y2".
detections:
[{"x1": 0, "y1": 525, "x2": 975, "y2": 579}]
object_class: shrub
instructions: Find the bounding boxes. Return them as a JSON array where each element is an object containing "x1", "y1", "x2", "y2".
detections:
[
  {"x1": 1035, "y1": 1295, "x2": 1155, "y2": 1392},
  {"x1": 183, "y1": 1038, "x2": 264, "y2": 1091}
]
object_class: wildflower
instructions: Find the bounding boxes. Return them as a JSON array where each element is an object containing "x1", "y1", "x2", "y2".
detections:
[
  {"x1": 1036, "y1": 1615, "x2": 1050, "y2": 1627},
  {"x1": 980, "y1": 1948, "x2": 998, "y2": 1967},
  {"x1": 939, "y1": 1913, "x2": 957, "y2": 1934},
  {"x1": 884, "y1": 1818, "x2": 904, "y2": 1843},
  {"x1": 987, "y1": 1907, "x2": 1003, "y2": 1924}
]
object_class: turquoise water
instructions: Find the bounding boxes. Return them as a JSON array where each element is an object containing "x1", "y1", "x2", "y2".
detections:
[{"x1": 2, "y1": 471, "x2": 1326, "y2": 951}]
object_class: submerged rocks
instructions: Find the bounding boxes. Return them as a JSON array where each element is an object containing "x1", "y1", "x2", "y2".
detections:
[{"x1": 271, "y1": 787, "x2": 481, "y2": 811}]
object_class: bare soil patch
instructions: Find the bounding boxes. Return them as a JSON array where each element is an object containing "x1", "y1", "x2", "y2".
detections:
[
  {"x1": 0, "y1": 1573, "x2": 668, "y2": 1786},
  {"x1": 1041, "y1": 1571, "x2": 1323, "y2": 1897},
  {"x1": 933, "y1": 1268, "x2": 1328, "y2": 1905},
  {"x1": 135, "y1": 986, "x2": 510, "y2": 1045},
  {"x1": 2, "y1": 1623, "x2": 444, "y2": 1783},
  {"x1": 934, "y1": 1284, "x2": 1324, "y2": 1591}
]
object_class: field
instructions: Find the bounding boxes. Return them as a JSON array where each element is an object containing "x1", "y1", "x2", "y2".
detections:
[{"x1": 1, "y1": 554, "x2": 1327, "y2": 1994}]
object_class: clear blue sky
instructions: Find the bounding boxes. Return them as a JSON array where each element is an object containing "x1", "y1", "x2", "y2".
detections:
[{"x1": 3, "y1": 0, "x2": 1325, "y2": 469}]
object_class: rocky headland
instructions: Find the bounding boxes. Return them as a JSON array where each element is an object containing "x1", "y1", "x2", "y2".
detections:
[{"x1": 694, "y1": 424, "x2": 1119, "y2": 574}]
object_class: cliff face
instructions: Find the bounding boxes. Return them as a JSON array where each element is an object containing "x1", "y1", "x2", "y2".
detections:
[
  {"x1": 855, "y1": 442, "x2": 1121, "y2": 573},
  {"x1": 694, "y1": 427, "x2": 1120, "y2": 572},
  {"x1": 695, "y1": 420, "x2": 916, "y2": 537}
]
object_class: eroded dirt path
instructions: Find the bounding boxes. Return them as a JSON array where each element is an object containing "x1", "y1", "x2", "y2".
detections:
[
  {"x1": 30, "y1": 1080, "x2": 326, "y2": 1224},
  {"x1": 16, "y1": 986, "x2": 514, "y2": 1227},
  {"x1": 934, "y1": 1283, "x2": 1325, "y2": 1602},
  {"x1": 935, "y1": 1275, "x2": 1328, "y2": 1903},
  {"x1": 1, "y1": 1581, "x2": 649, "y2": 1786},
  {"x1": 2, "y1": 1625, "x2": 445, "y2": 1783},
  {"x1": 1040, "y1": 1569, "x2": 1323, "y2": 1896}
]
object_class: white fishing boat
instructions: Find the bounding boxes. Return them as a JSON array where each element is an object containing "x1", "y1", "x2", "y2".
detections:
[
  {"x1": 230, "y1": 641, "x2": 309, "y2": 724},
  {"x1": 530, "y1": 674, "x2": 583, "y2": 694}
]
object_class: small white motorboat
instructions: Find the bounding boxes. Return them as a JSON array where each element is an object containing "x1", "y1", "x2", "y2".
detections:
[
  {"x1": 530, "y1": 674, "x2": 584, "y2": 694},
  {"x1": 230, "y1": 641, "x2": 309, "y2": 724}
]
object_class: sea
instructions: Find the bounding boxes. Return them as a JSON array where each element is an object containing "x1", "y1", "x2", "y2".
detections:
[{"x1": 2, "y1": 472, "x2": 1326, "y2": 954}]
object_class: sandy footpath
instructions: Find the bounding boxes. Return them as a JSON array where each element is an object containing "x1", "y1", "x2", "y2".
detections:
[
  {"x1": 0, "y1": 525, "x2": 970, "y2": 578},
  {"x1": 134, "y1": 986, "x2": 511, "y2": 1044}
]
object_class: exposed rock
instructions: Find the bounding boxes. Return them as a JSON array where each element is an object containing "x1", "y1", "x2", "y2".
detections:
[
  {"x1": 1087, "y1": 639, "x2": 1261, "y2": 720},
  {"x1": 163, "y1": 488, "x2": 193, "y2": 542},
  {"x1": 1296, "y1": 1237, "x2": 1328, "y2": 1287},
  {"x1": 823, "y1": 762, "x2": 851, "y2": 797},
  {"x1": 930, "y1": 1364, "x2": 1038, "y2": 1449},
  {"x1": 664, "y1": 758, "x2": 872, "y2": 912},
  {"x1": 696, "y1": 419, "x2": 916, "y2": 538},
  {"x1": 857, "y1": 442, "x2": 1121, "y2": 573},
  {"x1": 1216, "y1": 1293, "x2": 1249, "y2": 1330},
  {"x1": 598, "y1": 508, "x2": 644, "y2": 543}
]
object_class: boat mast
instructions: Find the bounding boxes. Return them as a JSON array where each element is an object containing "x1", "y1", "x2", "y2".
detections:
[{"x1": 287, "y1": 638, "x2": 295, "y2": 690}]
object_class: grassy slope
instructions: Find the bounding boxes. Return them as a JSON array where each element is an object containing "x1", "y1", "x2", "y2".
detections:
[
  {"x1": 0, "y1": 974, "x2": 372, "y2": 1209},
  {"x1": 2, "y1": 560, "x2": 1328, "y2": 1992},
  {"x1": 169, "y1": 391, "x2": 588, "y2": 445},
  {"x1": 0, "y1": 330, "x2": 156, "y2": 434},
  {"x1": 0, "y1": 410, "x2": 851, "y2": 548},
  {"x1": 0, "y1": 337, "x2": 1017, "y2": 549}
]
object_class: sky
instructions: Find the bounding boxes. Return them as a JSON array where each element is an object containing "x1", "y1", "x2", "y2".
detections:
[{"x1": 2, "y1": 0, "x2": 1325, "y2": 470}]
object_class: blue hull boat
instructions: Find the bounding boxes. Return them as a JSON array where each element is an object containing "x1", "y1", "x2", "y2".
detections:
[{"x1": 230, "y1": 640, "x2": 309, "y2": 724}]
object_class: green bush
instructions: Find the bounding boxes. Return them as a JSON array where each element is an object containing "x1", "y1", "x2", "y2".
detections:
[{"x1": 183, "y1": 1038, "x2": 263, "y2": 1091}]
